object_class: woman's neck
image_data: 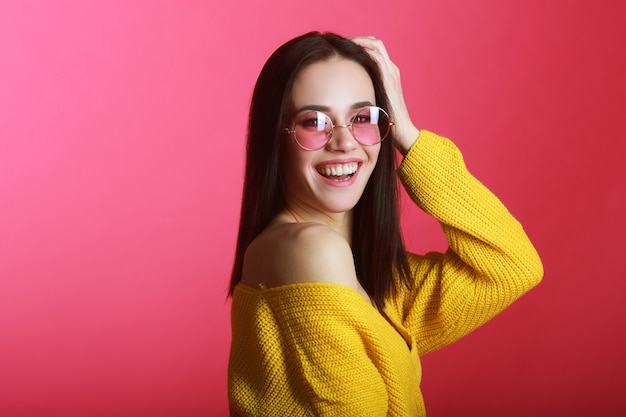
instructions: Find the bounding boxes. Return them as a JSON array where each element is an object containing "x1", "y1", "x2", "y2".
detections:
[{"x1": 278, "y1": 204, "x2": 354, "y2": 245}]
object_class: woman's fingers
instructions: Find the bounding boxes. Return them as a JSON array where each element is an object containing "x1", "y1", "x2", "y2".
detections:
[
  {"x1": 351, "y1": 36, "x2": 419, "y2": 154},
  {"x1": 351, "y1": 36, "x2": 391, "y2": 60},
  {"x1": 351, "y1": 37, "x2": 397, "y2": 78}
]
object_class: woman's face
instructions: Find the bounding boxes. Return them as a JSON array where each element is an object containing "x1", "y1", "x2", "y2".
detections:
[{"x1": 282, "y1": 58, "x2": 381, "y2": 219}]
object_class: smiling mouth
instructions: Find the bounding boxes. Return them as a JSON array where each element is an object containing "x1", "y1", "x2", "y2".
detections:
[{"x1": 316, "y1": 162, "x2": 359, "y2": 182}]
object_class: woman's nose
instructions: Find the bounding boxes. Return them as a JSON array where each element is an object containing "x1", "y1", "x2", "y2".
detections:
[{"x1": 326, "y1": 125, "x2": 358, "y2": 151}]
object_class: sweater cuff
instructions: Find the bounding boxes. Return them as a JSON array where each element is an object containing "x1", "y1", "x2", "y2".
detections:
[{"x1": 398, "y1": 130, "x2": 448, "y2": 178}]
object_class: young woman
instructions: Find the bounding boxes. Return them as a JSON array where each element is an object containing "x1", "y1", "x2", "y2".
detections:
[{"x1": 227, "y1": 32, "x2": 543, "y2": 416}]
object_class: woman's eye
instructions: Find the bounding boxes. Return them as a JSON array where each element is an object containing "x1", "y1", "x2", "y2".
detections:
[
  {"x1": 353, "y1": 115, "x2": 371, "y2": 124},
  {"x1": 300, "y1": 118, "x2": 318, "y2": 127},
  {"x1": 297, "y1": 112, "x2": 329, "y2": 131}
]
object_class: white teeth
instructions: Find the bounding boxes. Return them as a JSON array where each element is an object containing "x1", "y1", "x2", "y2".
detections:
[{"x1": 318, "y1": 162, "x2": 358, "y2": 177}]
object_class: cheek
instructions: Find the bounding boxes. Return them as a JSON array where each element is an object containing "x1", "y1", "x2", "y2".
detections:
[
  {"x1": 366, "y1": 144, "x2": 382, "y2": 165},
  {"x1": 282, "y1": 146, "x2": 314, "y2": 185},
  {"x1": 363, "y1": 145, "x2": 383, "y2": 182}
]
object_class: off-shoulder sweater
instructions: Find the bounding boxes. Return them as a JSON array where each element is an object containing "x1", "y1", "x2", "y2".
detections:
[{"x1": 228, "y1": 130, "x2": 544, "y2": 416}]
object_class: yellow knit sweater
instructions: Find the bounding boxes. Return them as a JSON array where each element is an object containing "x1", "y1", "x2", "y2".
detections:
[{"x1": 228, "y1": 131, "x2": 543, "y2": 416}]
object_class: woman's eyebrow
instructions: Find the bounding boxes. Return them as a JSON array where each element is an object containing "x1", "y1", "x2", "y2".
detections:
[{"x1": 294, "y1": 101, "x2": 375, "y2": 113}]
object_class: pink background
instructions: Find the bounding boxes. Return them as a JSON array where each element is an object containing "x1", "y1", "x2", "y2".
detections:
[{"x1": 1, "y1": 1, "x2": 624, "y2": 416}]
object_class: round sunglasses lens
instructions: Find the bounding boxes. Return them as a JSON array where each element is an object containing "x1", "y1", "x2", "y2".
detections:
[
  {"x1": 294, "y1": 111, "x2": 331, "y2": 150},
  {"x1": 352, "y1": 107, "x2": 390, "y2": 145}
]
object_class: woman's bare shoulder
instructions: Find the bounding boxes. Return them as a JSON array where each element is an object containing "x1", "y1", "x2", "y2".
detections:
[{"x1": 241, "y1": 222, "x2": 359, "y2": 290}]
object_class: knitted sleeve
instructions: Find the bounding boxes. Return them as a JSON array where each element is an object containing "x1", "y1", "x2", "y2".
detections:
[{"x1": 387, "y1": 130, "x2": 544, "y2": 355}]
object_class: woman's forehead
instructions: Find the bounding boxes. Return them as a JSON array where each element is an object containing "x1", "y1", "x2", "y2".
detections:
[{"x1": 290, "y1": 59, "x2": 375, "y2": 112}]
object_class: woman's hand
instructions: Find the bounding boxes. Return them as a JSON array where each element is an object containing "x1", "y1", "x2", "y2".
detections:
[{"x1": 351, "y1": 36, "x2": 420, "y2": 155}]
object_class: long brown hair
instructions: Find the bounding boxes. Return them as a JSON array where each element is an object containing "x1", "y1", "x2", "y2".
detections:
[{"x1": 229, "y1": 32, "x2": 411, "y2": 306}]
